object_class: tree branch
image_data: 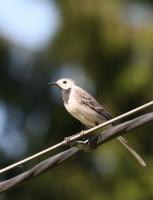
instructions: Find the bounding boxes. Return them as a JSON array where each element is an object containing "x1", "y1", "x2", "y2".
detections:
[{"x1": 0, "y1": 112, "x2": 153, "y2": 192}]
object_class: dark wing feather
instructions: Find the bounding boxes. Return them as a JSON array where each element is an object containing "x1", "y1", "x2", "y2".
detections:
[
  {"x1": 79, "y1": 89, "x2": 146, "y2": 166},
  {"x1": 81, "y1": 95, "x2": 112, "y2": 121}
]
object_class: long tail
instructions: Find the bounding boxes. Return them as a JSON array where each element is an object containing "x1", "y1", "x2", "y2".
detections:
[{"x1": 117, "y1": 136, "x2": 146, "y2": 167}]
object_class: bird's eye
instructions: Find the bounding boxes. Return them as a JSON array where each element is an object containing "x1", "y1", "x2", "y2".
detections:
[{"x1": 63, "y1": 81, "x2": 67, "y2": 84}]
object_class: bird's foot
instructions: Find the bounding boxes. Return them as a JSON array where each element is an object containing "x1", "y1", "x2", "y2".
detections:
[
  {"x1": 64, "y1": 131, "x2": 99, "y2": 151},
  {"x1": 75, "y1": 139, "x2": 91, "y2": 152},
  {"x1": 64, "y1": 130, "x2": 86, "y2": 146},
  {"x1": 64, "y1": 135, "x2": 90, "y2": 151},
  {"x1": 64, "y1": 136, "x2": 99, "y2": 152}
]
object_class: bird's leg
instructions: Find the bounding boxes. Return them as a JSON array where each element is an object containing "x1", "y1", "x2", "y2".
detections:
[
  {"x1": 64, "y1": 130, "x2": 86, "y2": 145},
  {"x1": 64, "y1": 136, "x2": 88, "y2": 150},
  {"x1": 64, "y1": 133, "x2": 99, "y2": 152},
  {"x1": 76, "y1": 135, "x2": 99, "y2": 151},
  {"x1": 75, "y1": 139, "x2": 92, "y2": 152},
  {"x1": 76, "y1": 140, "x2": 89, "y2": 145},
  {"x1": 64, "y1": 138, "x2": 91, "y2": 152},
  {"x1": 64, "y1": 130, "x2": 88, "y2": 149}
]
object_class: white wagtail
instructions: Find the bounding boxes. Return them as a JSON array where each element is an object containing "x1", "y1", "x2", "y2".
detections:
[{"x1": 49, "y1": 78, "x2": 146, "y2": 167}]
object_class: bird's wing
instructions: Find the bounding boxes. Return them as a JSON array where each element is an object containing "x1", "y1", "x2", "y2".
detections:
[
  {"x1": 79, "y1": 89, "x2": 112, "y2": 121},
  {"x1": 76, "y1": 87, "x2": 146, "y2": 167}
]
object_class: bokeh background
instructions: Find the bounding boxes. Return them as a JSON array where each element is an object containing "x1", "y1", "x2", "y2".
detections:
[{"x1": 0, "y1": 0, "x2": 153, "y2": 199}]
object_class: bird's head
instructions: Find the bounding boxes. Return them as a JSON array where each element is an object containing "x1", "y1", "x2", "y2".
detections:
[{"x1": 49, "y1": 78, "x2": 75, "y2": 90}]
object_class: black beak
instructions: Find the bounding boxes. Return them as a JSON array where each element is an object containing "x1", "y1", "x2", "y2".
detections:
[
  {"x1": 48, "y1": 82, "x2": 61, "y2": 89},
  {"x1": 48, "y1": 82, "x2": 57, "y2": 86}
]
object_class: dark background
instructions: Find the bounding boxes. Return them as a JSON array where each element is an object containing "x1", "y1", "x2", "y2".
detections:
[{"x1": 0, "y1": 0, "x2": 153, "y2": 199}]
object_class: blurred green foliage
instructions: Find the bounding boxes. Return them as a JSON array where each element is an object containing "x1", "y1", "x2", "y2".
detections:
[{"x1": 0, "y1": 0, "x2": 153, "y2": 199}]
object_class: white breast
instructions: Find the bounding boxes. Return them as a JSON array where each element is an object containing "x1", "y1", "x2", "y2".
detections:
[{"x1": 63, "y1": 86, "x2": 103, "y2": 127}]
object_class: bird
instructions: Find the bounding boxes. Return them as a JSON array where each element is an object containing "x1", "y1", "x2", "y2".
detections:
[{"x1": 49, "y1": 78, "x2": 146, "y2": 167}]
